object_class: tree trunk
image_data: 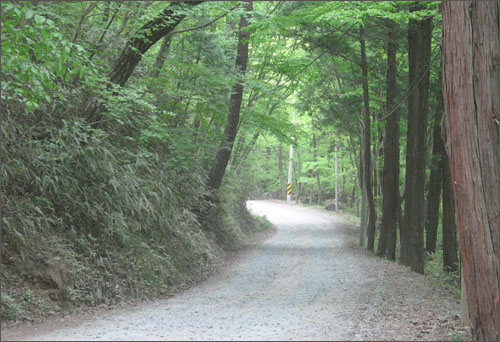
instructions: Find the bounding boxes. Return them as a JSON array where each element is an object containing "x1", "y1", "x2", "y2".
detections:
[
  {"x1": 278, "y1": 143, "x2": 286, "y2": 198},
  {"x1": 360, "y1": 25, "x2": 377, "y2": 252},
  {"x1": 206, "y1": 1, "x2": 252, "y2": 192},
  {"x1": 442, "y1": 151, "x2": 457, "y2": 272},
  {"x1": 359, "y1": 134, "x2": 367, "y2": 247},
  {"x1": 425, "y1": 65, "x2": 445, "y2": 255},
  {"x1": 82, "y1": 1, "x2": 202, "y2": 124},
  {"x1": 401, "y1": 5, "x2": 433, "y2": 273},
  {"x1": 378, "y1": 20, "x2": 400, "y2": 259},
  {"x1": 442, "y1": 2, "x2": 500, "y2": 340},
  {"x1": 297, "y1": 145, "x2": 302, "y2": 203}
]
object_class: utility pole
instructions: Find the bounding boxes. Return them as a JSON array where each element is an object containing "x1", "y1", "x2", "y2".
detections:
[
  {"x1": 287, "y1": 142, "x2": 293, "y2": 202},
  {"x1": 335, "y1": 144, "x2": 339, "y2": 212}
]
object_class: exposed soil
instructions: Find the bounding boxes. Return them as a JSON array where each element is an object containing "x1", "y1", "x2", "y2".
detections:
[{"x1": 1, "y1": 200, "x2": 471, "y2": 341}]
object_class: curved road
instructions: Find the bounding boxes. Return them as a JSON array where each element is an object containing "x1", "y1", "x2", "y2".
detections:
[{"x1": 3, "y1": 201, "x2": 467, "y2": 341}]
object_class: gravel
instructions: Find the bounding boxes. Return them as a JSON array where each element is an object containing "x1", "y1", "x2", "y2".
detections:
[{"x1": 2, "y1": 200, "x2": 471, "y2": 341}]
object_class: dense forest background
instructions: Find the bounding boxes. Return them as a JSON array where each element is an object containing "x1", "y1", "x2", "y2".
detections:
[{"x1": 1, "y1": 1, "x2": 499, "y2": 340}]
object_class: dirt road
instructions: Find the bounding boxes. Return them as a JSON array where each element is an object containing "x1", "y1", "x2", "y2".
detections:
[{"x1": 2, "y1": 201, "x2": 469, "y2": 341}]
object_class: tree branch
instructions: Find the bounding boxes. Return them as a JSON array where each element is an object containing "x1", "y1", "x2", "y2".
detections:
[{"x1": 170, "y1": 4, "x2": 241, "y2": 36}]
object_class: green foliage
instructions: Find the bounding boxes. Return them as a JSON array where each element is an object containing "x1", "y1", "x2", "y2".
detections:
[
  {"x1": 0, "y1": 0, "x2": 268, "y2": 320},
  {"x1": 1, "y1": 2, "x2": 91, "y2": 113},
  {"x1": 1, "y1": 0, "x2": 450, "y2": 324},
  {"x1": 1, "y1": 294, "x2": 23, "y2": 321},
  {"x1": 425, "y1": 251, "x2": 461, "y2": 299}
]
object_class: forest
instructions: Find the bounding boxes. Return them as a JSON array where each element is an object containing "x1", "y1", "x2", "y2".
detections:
[{"x1": 1, "y1": 1, "x2": 499, "y2": 341}]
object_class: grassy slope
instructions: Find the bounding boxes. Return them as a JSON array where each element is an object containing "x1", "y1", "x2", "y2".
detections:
[{"x1": 1, "y1": 197, "x2": 270, "y2": 327}]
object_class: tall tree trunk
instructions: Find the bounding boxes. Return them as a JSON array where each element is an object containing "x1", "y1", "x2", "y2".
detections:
[
  {"x1": 425, "y1": 72, "x2": 444, "y2": 255},
  {"x1": 206, "y1": 1, "x2": 252, "y2": 192},
  {"x1": 359, "y1": 130, "x2": 367, "y2": 246},
  {"x1": 378, "y1": 20, "x2": 400, "y2": 259},
  {"x1": 442, "y1": 151, "x2": 457, "y2": 272},
  {"x1": 278, "y1": 143, "x2": 286, "y2": 198},
  {"x1": 372, "y1": 111, "x2": 378, "y2": 201},
  {"x1": 81, "y1": 1, "x2": 202, "y2": 124},
  {"x1": 442, "y1": 2, "x2": 500, "y2": 340},
  {"x1": 400, "y1": 5, "x2": 433, "y2": 273},
  {"x1": 360, "y1": 25, "x2": 377, "y2": 252}
]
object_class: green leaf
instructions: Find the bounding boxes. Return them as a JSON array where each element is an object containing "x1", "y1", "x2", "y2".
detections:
[
  {"x1": 33, "y1": 44, "x2": 41, "y2": 60},
  {"x1": 34, "y1": 15, "x2": 45, "y2": 24}
]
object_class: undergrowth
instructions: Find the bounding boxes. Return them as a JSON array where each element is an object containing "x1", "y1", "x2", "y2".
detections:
[
  {"x1": 1, "y1": 95, "x2": 268, "y2": 327},
  {"x1": 425, "y1": 250, "x2": 461, "y2": 299}
]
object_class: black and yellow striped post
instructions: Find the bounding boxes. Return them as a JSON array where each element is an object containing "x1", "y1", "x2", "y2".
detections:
[{"x1": 287, "y1": 183, "x2": 292, "y2": 196}]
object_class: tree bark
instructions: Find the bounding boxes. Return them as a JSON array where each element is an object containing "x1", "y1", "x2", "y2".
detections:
[
  {"x1": 442, "y1": 150, "x2": 457, "y2": 272},
  {"x1": 442, "y1": 2, "x2": 500, "y2": 340},
  {"x1": 358, "y1": 132, "x2": 367, "y2": 246},
  {"x1": 425, "y1": 68, "x2": 444, "y2": 255},
  {"x1": 359, "y1": 25, "x2": 377, "y2": 252},
  {"x1": 378, "y1": 20, "x2": 400, "y2": 259},
  {"x1": 401, "y1": 5, "x2": 433, "y2": 273},
  {"x1": 207, "y1": 1, "x2": 252, "y2": 192},
  {"x1": 81, "y1": 1, "x2": 202, "y2": 124}
]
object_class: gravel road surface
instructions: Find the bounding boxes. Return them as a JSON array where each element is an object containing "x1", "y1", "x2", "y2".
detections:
[{"x1": 2, "y1": 200, "x2": 470, "y2": 341}]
